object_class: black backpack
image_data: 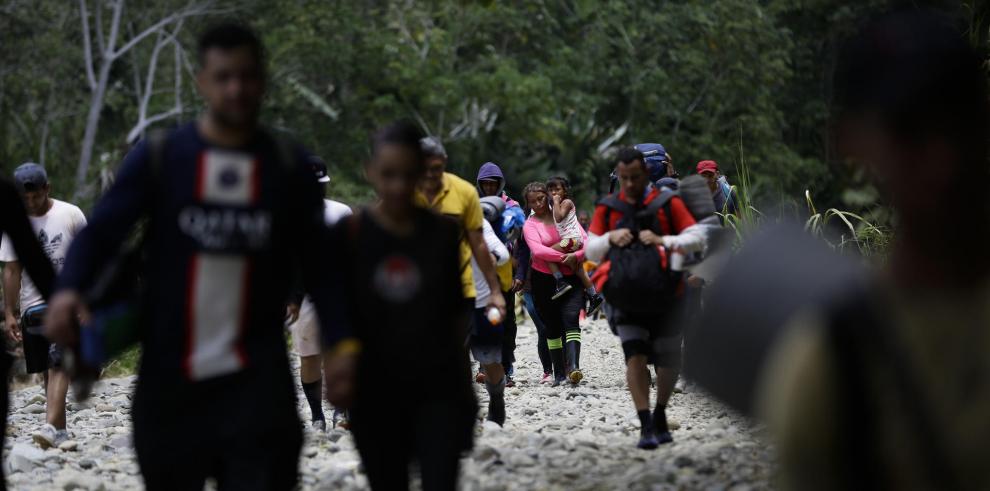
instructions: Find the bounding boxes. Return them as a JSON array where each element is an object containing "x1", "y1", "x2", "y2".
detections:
[{"x1": 598, "y1": 190, "x2": 678, "y2": 315}]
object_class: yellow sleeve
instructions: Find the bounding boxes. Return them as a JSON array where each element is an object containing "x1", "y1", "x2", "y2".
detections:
[{"x1": 757, "y1": 313, "x2": 839, "y2": 490}]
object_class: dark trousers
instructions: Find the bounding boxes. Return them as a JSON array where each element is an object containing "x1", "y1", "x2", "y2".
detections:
[
  {"x1": 530, "y1": 271, "x2": 584, "y2": 342},
  {"x1": 133, "y1": 370, "x2": 302, "y2": 491},
  {"x1": 523, "y1": 291, "x2": 552, "y2": 373},
  {"x1": 501, "y1": 289, "x2": 517, "y2": 371},
  {"x1": 352, "y1": 399, "x2": 470, "y2": 491}
]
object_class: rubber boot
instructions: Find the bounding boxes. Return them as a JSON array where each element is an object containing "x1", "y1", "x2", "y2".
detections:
[
  {"x1": 566, "y1": 339, "x2": 583, "y2": 384},
  {"x1": 550, "y1": 348, "x2": 567, "y2": 387}
]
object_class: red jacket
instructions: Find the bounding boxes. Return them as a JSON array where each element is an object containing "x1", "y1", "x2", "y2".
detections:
[{"x1": 588, "y1": 188, "x2": 697, "y2": 292}]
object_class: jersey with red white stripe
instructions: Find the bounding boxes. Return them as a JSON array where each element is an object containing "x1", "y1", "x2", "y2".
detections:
[{"x1": 57, "y1": 123, "x2": 351, "y2": 386}]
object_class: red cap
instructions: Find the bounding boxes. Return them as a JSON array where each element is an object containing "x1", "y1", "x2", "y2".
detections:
[{"x1": 696, "y1": 160, "x2": 719, "y2": 175}]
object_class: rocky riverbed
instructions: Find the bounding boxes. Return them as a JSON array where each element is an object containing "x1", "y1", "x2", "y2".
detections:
[{"x1": 4, "y1": 317, "x2": 776, "y2": 490}]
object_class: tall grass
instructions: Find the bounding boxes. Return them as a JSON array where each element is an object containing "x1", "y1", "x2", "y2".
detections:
[
  {"x1": 803, "y1": 190, "x2": 891, "y2": 260},
  {"x1": 101, "y1": 346, "x2": 141, "y2": 378},
  {"x1": 719, "y1": 136, "x2": 892, "y2": 260}
]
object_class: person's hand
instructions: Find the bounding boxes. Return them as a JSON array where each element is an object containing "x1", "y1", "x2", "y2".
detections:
[
  {"x1": 560, "y1": 253, "x2": 580, "y2": 270},
  {"x1": 487, "y1": 289, "x2": 507, "y2": 319},
  {"x1": 639, "y1": 230, "x2": 662, "y2": 246},
  {"x1": 511, "y1": 278, "x2": 525, "y2": 293},
  {"x1": 285, "y1": 303, "x2": 300, "y2": 325},
  {"x1": 4, "y1": 313, "x2": 21, "y2": 343},
  {"x1": 686, "y1": 275, "x2": 705, "y2": 288},
  {"x1": 609, "y1": 229, "x2": 634, "y2": 247},
  {"x1": 44, "y1": 290, "x2": 89, "y2": 346},
  {"x1": 323, "y1": 352, "x2": 357, "y2": 409}
]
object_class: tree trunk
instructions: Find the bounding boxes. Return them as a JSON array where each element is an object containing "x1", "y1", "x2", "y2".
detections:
[{"x1": 74, "y1": 61, "x2": 112, "y2": 202}]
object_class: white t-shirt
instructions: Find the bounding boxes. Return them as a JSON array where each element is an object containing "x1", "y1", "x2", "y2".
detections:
[
  {"x1": 0, "y1": 199, "x2": 87, "y2": 311},
  {"x1": 297, "y1": 199, "x2": 353, "y2": 313},
  {"x1": 323, "y1": 199, "x2": 352, "y2": 226},
  {"x1": 471, "y1": 220, "x2": 509, "y2": 308}
]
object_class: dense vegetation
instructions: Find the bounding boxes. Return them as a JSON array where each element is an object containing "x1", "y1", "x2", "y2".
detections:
[{"x1": 1, "y1": 0, "x2": 987, "y2": 222}]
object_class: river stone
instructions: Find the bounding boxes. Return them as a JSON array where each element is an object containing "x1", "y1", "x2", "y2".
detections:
[
  {"x1": 59, "y1": 440, "x2": 79, "y2": 452},
  {"x1": 8, "y1": 443, "x2": 45, "y2": 474}
]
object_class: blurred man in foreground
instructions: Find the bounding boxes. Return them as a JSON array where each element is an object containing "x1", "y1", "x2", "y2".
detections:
[
  {"x1": 45, "y1": 23, "x2": 355, "y2": 489},
  {"x1": 758, "y1": 10, "x2": 990, "y2": 490}
]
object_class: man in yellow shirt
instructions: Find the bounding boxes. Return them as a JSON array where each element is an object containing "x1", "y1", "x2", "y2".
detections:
[{"x1": 416, "y1": 137, "x2": 506, "y2": 322}]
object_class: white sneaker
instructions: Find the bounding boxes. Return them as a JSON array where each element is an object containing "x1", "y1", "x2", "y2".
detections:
[
  {"x1": 674, "y1": 378, "x2": 687, "y2": 394},
  {"x1": 32, "y1": 424, "x2": 68, "y2": 449},
  {"x1": 332, "y1": 408, "x2": 350, "y2": 430}
]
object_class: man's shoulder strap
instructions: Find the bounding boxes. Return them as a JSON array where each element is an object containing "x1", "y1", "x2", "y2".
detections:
[
  {"x1": 146, "y1": 129, "x2": 170, "y2": 180},
  {"x1": 598, "y1": 194, "x2": 634, "y2": 215},
  {"x1": 643, "y1": 189, "x2": 678, "y2": 215},
  {"x1": 640, "y1": 189, "x2": 678, "y2": 234},
  {"x1": 257, "y1": 127, "x2": 299, "y2": 173}
]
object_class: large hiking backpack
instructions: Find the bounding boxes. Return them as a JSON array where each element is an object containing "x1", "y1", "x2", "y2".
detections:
[
  {"x1": 677, "y1": 175, "x2": 718, "y2": 223},
  {"x1": 598, "y1": 190, "x2": 679, "y2": 314},
  {"x1": 717, "y1": 175, "x2": 736, "y2": 214}
]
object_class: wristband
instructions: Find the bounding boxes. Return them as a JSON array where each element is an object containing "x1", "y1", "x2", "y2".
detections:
[{"x1": 330, "y1": 338, "x2": 362, "y2": 356}]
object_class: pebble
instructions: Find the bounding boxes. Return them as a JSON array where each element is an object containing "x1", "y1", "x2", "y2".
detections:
[
  {"x1": 59, "y1": 440, "x2": 79, "y2": 452},
  {"x1": 8, "y1": 443, "x2": 46, "y2": 474},
  {"x1": 108, "y1": 435, "x2": 131, "y2": 449},
  {"x1": 23, "y1": 403, "x2": 46, "y2": 414},
  {"x1": 327, "y1": 430, "x2": 346, "y2": 443},
  {"x1": 3, "y1": 318, "x2": 773, "y2": 490}
]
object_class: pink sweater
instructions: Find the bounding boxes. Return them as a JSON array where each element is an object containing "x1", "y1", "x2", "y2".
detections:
[{"x1": 523, "y1": 216, "x2": 587, "y2": 276}]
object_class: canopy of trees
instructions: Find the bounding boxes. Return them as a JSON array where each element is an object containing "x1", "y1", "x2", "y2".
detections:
[{"x1": 1, "y1": 0, "x2": 987, "y2": 215}]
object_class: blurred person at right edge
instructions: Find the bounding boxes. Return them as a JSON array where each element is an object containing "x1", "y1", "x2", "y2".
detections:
[
  {"x1": 757, "y1": 10, "x2": 990, "y2": 490},
  {"x1": 329, "y1": 121, "x2": 475, "y2": 490}
]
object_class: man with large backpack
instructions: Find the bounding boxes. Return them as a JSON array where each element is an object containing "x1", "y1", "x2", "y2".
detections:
[
  {"x1": 696, "y1": 160, "x2": 738, "y2": 219},
  {"x1": 586, "y1": 147, "x2": 705, "y2": 449}
]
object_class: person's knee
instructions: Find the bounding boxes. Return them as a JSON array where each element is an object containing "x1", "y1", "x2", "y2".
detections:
[
  {"x1": 471, "y1": 344, "x2": 502, "y2": 366},
  {"x1": 622, "y1": 340, "x2": 651, "y2": 362},
  {"x1": 625, "y1": 354, "x2": 648, "y2": 370}
]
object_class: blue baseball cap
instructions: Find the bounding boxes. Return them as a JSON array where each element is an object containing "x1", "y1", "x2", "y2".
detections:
[{"x1": 13, "y1": 163, "x2": 48, "y2": 192}]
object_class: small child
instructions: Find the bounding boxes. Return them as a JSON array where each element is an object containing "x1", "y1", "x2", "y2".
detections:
[{"x1": 546, "y1": 177, "x2": 604, "y2": 315}]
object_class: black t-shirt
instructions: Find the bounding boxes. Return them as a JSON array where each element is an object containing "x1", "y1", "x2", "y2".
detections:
[{"x1": 331, "y1": 208, "x2": 473, "y2": 403}]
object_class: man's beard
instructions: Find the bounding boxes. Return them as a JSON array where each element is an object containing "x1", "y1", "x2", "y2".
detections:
[{"x1": 211, "y1": 106, "x2": 260, "y2": 131}]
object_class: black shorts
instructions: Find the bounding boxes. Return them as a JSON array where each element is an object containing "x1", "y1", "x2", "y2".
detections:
[
  {"x1": 20, "y1": 305, "x2": 61, "y2": 374},
  {"x1": 607, "y1": 307, "x2": 683, "y2": 368},
  {"x1": 133, "y1": 368, "x2": 302, "y2": 491},
  {"x1": 351, "y1": 397, "x2": 474, "y2": 491},
  {"x1": 469, "y1": 307, "x2": 503, "y2": 365}
]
